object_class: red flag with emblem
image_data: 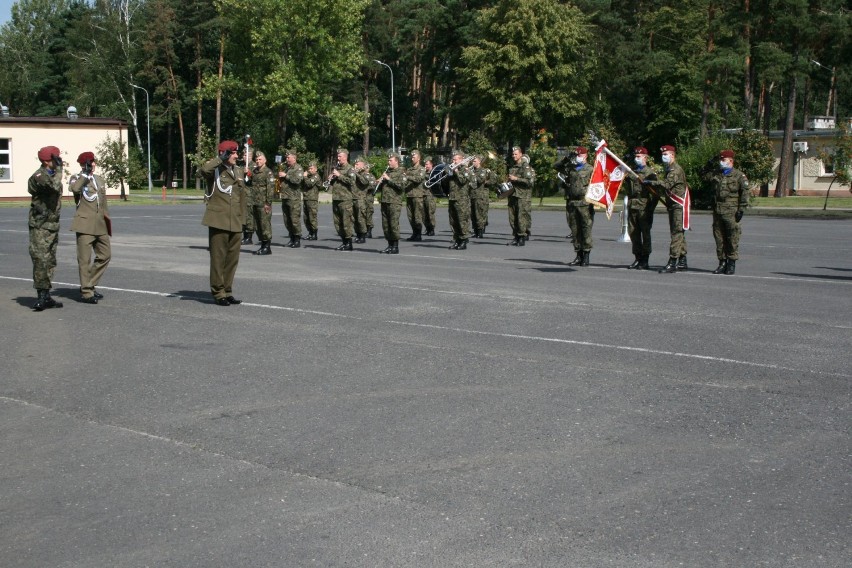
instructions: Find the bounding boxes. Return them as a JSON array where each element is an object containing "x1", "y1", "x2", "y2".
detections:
[{"x1": 585, "y1": 140, "x2": 626, "y2": 219}]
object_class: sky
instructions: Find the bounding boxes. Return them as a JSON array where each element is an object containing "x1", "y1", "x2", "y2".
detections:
[{"x1": 0, "y1": 0, "x2": 13, "y2": 26}]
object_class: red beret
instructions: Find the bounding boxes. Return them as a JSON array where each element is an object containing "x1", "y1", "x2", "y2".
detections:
[
  {"x1": 218, "y1": 140, "x2": 238, "y2": 153},
  {"x1": 576, "y1": 146, "x2": 588, "y2": 155},
  {"x1": 37, "y1": 146, "x2": 60, "y2": 162},
  {"x1": 634, "y1": 147, "x2": 649, "y2": 155},
  {"x1": 77, "y1": 151, "x2": 95, "y2": 165},
  {"x1": 660, "y1": 145, "x2": 676, "y2": 153},
  {"x1": 720, "y1": 149, "x2": 735, "y2": 159}
]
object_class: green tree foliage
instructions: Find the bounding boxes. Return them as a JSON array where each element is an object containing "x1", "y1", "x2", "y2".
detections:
[{"x1": 96, "y1": 134, "x2": 131, "y2": 198}]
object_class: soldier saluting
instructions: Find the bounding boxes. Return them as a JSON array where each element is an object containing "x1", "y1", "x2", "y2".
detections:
[{"x1": 28, "y1": 146, "x2": 65, "y2": 311}]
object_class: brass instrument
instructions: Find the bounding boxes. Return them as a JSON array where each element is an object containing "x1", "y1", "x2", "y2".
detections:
[{"x1": 424, "y1": 154, "x2": 475, "y2": 189}]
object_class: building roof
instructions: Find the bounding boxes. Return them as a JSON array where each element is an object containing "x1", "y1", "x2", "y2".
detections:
[{"x1": 0, "y1": 116, "x2": 127, "y2": 127}]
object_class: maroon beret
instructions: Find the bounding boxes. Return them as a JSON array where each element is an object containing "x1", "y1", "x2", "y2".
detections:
[
  {"x1": 660, "y1": 145, "x2": 676, "y2": 153},
  {"x1": 37, "y1": 146, "x2": 61, "y2": 162},
  {"x1": 218, "y1": 140, "x2": 239, "y2": 153},
  {"x1": 720, "y1": 149, "x2": 735, "y2": 159},
  {"x1": 634, "y1": 147, "x2": 649, "y2": 155},
  {"x1": 77, "y1": 151, "x2": 95, "y2": 165},
  {"x1": 576, "y1": 146, "x2": 588, "y2": 155}
]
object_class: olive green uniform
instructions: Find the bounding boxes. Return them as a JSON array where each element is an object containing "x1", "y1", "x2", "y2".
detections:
[
  {"x1": 201, "y1": 157, "x2": 246, "y2": 300},
  {"x1": 249, "y1": 164, "x2": 275, "y2": 242},
  {"x1": 447, "y1": 164, "x2": 473, "y2": 245},
  {"x1": 624, "y1": 166, "x2": 659, "y2": 263},
  {"x1": 301, "y1": 171, "x2": 321, "y2": 238},
  {"x1": 405, "y1": 164, "x2": 428, "y2": 238},
  {"x1": 242, "y1": 162, "x2": 256, "y2": 238},
  {"x1": 507, "y1": 161, "x2": 534, "y2": 239},
  {"x1": 279, "y1": 162, "x2": 304, "y2": 240},
  {"x1": 28, "y1": 165, "x2": 63, "y2": 290},
  {"x1": 646, "y1": 163, "x2": 688, "y2": 260},
  {"x1": 353, "y1": 167, "x2": 375, "y2": 240},
  {"x1": 379, "y1": 167, "x2": 408, "y2": 242},
  {"x1": 560, "y1": 162, "x2": 594, "y2": 253},
  {"x1": 330, "y1": 163, "x2": 356, "y2": 241},
  {"x1": 706, "y1": 167, "x2": 749, "y2": 261},
  {"x1": 424, "y1": 185, "x2": 437, "y2": 235},
  {"x1": 470, "y1": 166, "x2": 496, "y2": 236},
  {"x1": 69, "y1": 171, "x2": 111, "y2": 300}
]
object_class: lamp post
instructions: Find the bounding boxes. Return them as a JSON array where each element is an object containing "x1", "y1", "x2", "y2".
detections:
[
  {"x1": 811, "y1": 59, "x2": 838, "y2": 121},
  {"x1": 130, "y1": 83, "x2": 153, "y2": 192},
  {"x1": 373, "y1": 59, "x2": 395, "y2": 153}
]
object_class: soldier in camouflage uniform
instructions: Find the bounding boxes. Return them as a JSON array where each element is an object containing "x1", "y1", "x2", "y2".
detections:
[
  {"x1": 556, "y1": 146, "x2": 594, "y2": 266},
  {"x1": 377, "y1": 153, "x2": 408, "y2": 254},
  {"x1": 241, "y1": 147, "x2": 255, "y2": 245},
  {"x1": 506, "y1": 147, "x2": 535, "y2": 246},
  {"x1": 704, "y1": 149, "x2": 749, "y2": 275},
  {"x1": 404, "y1": 149, "x2": 428, "y2": 241},
  {"x1": 447, "y1": 151, "x2": 474, "y2": 250},
  {"x1": 423, "y1": 157, "x2": 438, "y2": 236},
  {"x1": 328, "y1": 149, "x2": 357, "y2": 251},
  {"x1": 278, "y1": 150, "x2": 304, "y2": 248},
  {"x1": 645, "y1": 145, "x2": 688, "y2": 273},
  {"x1": 352, "y1": 157, "x2": 374, "y2": 243},
  {"x1": 624, "y1": 147, "x2": 659, "y2": 270},
  {"x1": 301, "y1": 161, "x2": 321, "y2": 240},
  {"x1": 249, "y1": 151, "x2": 275, "y2": 255},
  {"x1": 470, "y1": 155, "x2": 495, "y2": 239},
  {"x1": 28, "y1": 145, "x2": 65, "y2": 311}
]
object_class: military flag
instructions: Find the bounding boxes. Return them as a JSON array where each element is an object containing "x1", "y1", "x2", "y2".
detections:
[{"x1": 585, "y1": 140, "x2": 627, "y2": 219}]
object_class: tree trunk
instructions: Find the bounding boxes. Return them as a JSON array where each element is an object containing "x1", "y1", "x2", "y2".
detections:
[
  {"x1": 743, "y1": 0, "x2": 753, "y2": 126},
  {"x1": 215, "y1": 33, "x2": 225, "y2": 142},
  {"x1": 774, "y1": 74, "x2": 798, "y2": 197},
  {"x1": 363, "y1": 76, "x2": 370, "y2": 154}
]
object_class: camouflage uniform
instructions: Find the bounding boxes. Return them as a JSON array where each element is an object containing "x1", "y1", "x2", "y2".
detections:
[
  {"x1": 330, "y1": 161, "x2": 357, "y2": 247},
  {"x1": 279, "y1": 160, "x2": 304, "y2": 245},
  {"x1": 250, "y1": 162, "x2": 275, "y2": 244},
  {"x1": 470, "y1": 164, "x2": 495, "y2": 237},
  {"x1": 624, "y1": 165, "x2": 659, "y2": 267},
  {"x1": 706, "y1": 166, "x2": 749, "y2": 264},
  {"x1": 378, "y1": 164, "x2": 408, "y2": 251},
  {"x1": 242, "y1": 162, "x2": 256, "y2": 243},
  {"x1": 301, "y1": 166, "x2": 321, "y2": 239},
  {"x1": 447, "y1": 160, "x2": 474, "y2": 248},
  {"x1": 507, "y1": 159, "x2": 534, "y2": 242},
  {"x1": 423, "y1": 180, "x2": 438, "y2": 235},
  {"x1": 646, "y1": 162, "x2": 688, "y2": 264},
  {"x1": 560, "y1": 161, "x2": 594, "y2": 261},
  {"x1": 405, "y1": 162, "x2": 428, "y2": 240},
  {"x1": 353, "y1": 164, "x2": 375, "y2": 242},
  {"x1": 28, "y1": 164, "x2": 63, "y2": 292}
]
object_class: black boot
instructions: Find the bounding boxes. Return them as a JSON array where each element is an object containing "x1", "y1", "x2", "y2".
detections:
[
  {"x1": 292, "y1": 236, "x2": 301, "y2": 248},
  {"x1": 310, "y1": 231, "x2": 318, "y2": 240},
  {"x1": 638, "y1": 256, "x2": 650, "y2": 270},
  {"x1": 406, "y1": 232, "x2": 421, "y2": 242},
  {"x1": 568, "y1": 252, "x2": 583, "y2": 266},
  {"x1": 659, "y1": 257, "x2": 678, "y2": 273},
  {"x1": 258, "y1": 241, "x2": 272, "y2": 255},
  {"x1": 241, "y1": 230, "x2": 253, "y2": 245},
  {"x1": 725, "y1": 259, "x2": 736, "y2": 275},
  {"x1": 677, "y1": 255, "x2": 688, "y2": 271},
  {"x1": 342, "y1": 238, "x2": 353, "y2": 251},
  {"x1": 426, "y1": 229, "x2": 435, "y2": 236},
  {"x1": 581, "y1": 251, "x2": 590, "y2": 266},
  {"x1": 457, "y1": 239, "x2": 468, "y2": 250},
  {"x1": 713, "y1": 259, "x2": 727, "y2": 274},
  {"x1": 366, "y1": 229, "x2": 373, "y2": 239},
  {"x1": 335, "y1": 238, "x2": 348, "y2": 251},
  {"x1": 449, "y1": 240, "x2": 459, "y2": 250},
  {"x1": 628, "y1": 258, "x2": 641, "y2": 269},
  {"x1": 390, "y1": 241, "x2": 399, "y2": 254},
  {"x1": 518, "y1": 236, "x2": 526, "y2": 247},
  {"x1": 381, "y1": 241, "x2": 393, "y2": 253},
  {"x1": 32, "y1": 289, "x2": 48, "y2": 311},
  {"x1": 354, "y1": 234, "x2": 365, "y2": 244},
  {"x1": 510, "y1": 236, "x2": 520, "y2": 246}
]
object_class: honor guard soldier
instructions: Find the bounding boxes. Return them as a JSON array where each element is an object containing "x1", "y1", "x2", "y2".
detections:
[
  {"x1": 624, "y1": 147, "x2": 659, "y2": 269},
  {"x1": 328, "y1": 149, "x2": 357, "y2": 250},
  {"x1": 377, "y1": 153, "x2": 408, "y2": 254},
  {"x1": 278, "y1": 150, "x2": 304, "y2": 248},
  {"x1": 404, "y1": 149, "x2": 428, "y2": 241},
  {"x1": 470, "y1": 155, "x2": 496, "y2": 239},
  {"x1": 28, "y1": 145, "x2": 65, "y2": 311},
  {"x1": 506, "y1": 147, "x2": 534, "y2": 245},
  {"x1": 301, "y1": 161, "x2": 321, "y2": 240},
  {"x1": 201, "y1": 140, "x2": 246, "y2": 306},
  {"x1": 69, "y1": 152, "x2": 111, "y2": 303},
  {"x1": 249, "y1": 151, "x2": 275, "y2": 255},
  {"x1": 352, "y1": 157, "x2": 375, "y2": 243},
  {"x1": 423, "y1": 156, "x2": 438, "y2": 236},
  {"x1": 705, "y1": 149, "x2": 749, "y2": 275},
  {"x1": 447, "y1": 151, "x2": 474, "y2": 250},
  {"x1": 557, "y1": 146, "x2": 594, "y2": 266},
  {"x1": 645, "y1": 145, "x2": 688, "y2": 273}
]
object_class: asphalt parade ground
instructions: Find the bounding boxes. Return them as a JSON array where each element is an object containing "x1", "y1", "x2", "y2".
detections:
[{"x1": 1, "y1": 203, "x2": 850, "y2": 567}]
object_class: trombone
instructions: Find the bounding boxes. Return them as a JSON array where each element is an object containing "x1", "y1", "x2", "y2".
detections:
[{"x1": 424, "y1": 154, "x2": 475, "y2": 189}]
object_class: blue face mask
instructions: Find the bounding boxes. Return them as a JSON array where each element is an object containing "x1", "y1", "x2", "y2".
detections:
[
  {"x1": 661, "y1": 154, "x2": 672, "y2": 164},
  {"x1": 634, "y1": 157, "x2": 646, "y2": 169}
]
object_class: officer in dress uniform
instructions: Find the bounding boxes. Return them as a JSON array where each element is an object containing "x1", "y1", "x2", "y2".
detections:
[
  {"x1": 69, "y1": 151, "x2": 111, "y2": 303},
  {"x1": 28, "y1": 145, "x2": 64, "y2": 311}
]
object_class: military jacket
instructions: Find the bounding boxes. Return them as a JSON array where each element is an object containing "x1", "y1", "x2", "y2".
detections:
[
  {"x1": 354, "y1": 168, "x2": 374, "y2": 197},
  {"x1": 647, "y1": 162, "x2": 687, "y2": 209},
  {"x1": 624, "y1": 166, "x2": 659, "y2": 210},
  {"x1": 248, "y1": 164, "x2": 275, "y2": 205},
  {"x1": 405, "y1": 164, "x2": 428, "y2": 198},
  {"x1": 69, "y1": 172, "x2": 109, "y2": 235},
  {"x1": 507, "y1": 162, "x2": 534, "y2": 199},
  {"x1": 705, "y1": 168, "x2": 749, "y2": 211},
  {"x1": 302, "y1": 172, "x2": 322, "y2": 201},
  {"x1": 279, "y1": 163, "x2": 304, "y2": 200},
  {"x1": 200, "y1": 157, "x2": 246, "y2": 232},
  {"x1": 470, "y1": 167, "x2": 495, "y2": 198},
  {"x1": 379, "y1": 167, "x2": 408, "y2": 205},
  {"x1": 446, "y1": 165, "x2": 473, "y2": 201},
  {"x1": 330, "y1": 163, "x2": 356, "y2": 201},
  {"x1": 28, "y1": 165, "x2": 63, "y2": 231},
  {"x1": 564, "y1": 163, "x2": 593, "y2": 201}
]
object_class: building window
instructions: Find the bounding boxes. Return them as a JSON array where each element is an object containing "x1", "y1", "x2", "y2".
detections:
[
  {"x1": 0, "y1": 139, "x2": 10, "y2": 181},
  {"x1": 819, "y1": 157, "x2": 835, "y2": 176}
]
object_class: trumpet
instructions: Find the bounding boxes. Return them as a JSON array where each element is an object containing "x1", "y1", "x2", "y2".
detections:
[{"x1": 424, "y1": 154, "x2": 475, "y2": 189}]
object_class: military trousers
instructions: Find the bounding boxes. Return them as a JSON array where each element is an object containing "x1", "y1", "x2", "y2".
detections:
[
  {"x1": 424, "y1": 193, "x2": 437, "y2": 231},
  {"x1": 76, "y1": 232, "x2": 111, "y2": 299},
  {"x1": 332, "y1": 199, "x2": 354, "y2": 239},
  {"x1": 303, "y1": 200, "x2": 319, "y2": 234},
  {"x1": 353, "y1": 196, "x2": 369, "y2": 236},
  {"x1": 508, "y1": 195, "x2": 530, "y2": 237},
  {"x1": 243, "y1": 200, "x2": 255, "y2": 233},
  {"x1": 448, "y1": 198, "x2": 471, "y2": 241},
  {"x1": 281, "y1": 198, "x2": 302, "y2": 238},
  {"x1": 666, "y1": 207, "x2": 687, "y2": 258},
  {"x1": 251, "y1": 204, "x2": 272, "y2": 241},
  {"x1": 712, "y1": 207, "x2": 741, "y2": 260},
  {"x1": 407, "y1": 196, "x2": 425, "y2": 234},
  {"x1": 208, "y1": 227, "x2": 241, "y2": 300},
  {"x1": 628, "y1": 201, "x2": 656, "y2": 258},
  {"x1": 381, "y1": 202, "x2": 403, "y2": 241},
  {"x1": 567, "y1": 200, "x2": 595, "y2": 252},
  {"x1": 29, "y1": 226, "x2": 59, "y2": 290},
  {"x1": 471, "y1": 195, "x2": 490, "y2": 233}
]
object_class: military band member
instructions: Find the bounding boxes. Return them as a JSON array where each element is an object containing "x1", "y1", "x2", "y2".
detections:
[
  {"x1": 705, "y1": 149, "x2": 749, "y2": 275},
  {"x1": 352, "y1": 157, "x2": 374, "y2": 243},
  {"x1": 301, "y1": 161, "x2": 321, "y2": 240},
  {"x1": 328, "y1": 148, "x2": 357, "y2": 250},
  {"x1": 557, "y1": 146, "x2": 594, "y2": 266},
  {"x1": 28, "y1": 145, "x2": 65, "y2": 311},
  {"x1": 447, "y1": 151, "x2": 474, "y2": 250},
  {"x1": 249, "y1": 151, "x2": 275, "y2": 255},
  {"x1": 405, "y1": 149, "x2": 428, "y2": 241},
  {"x1": 644, "y1": 144, "x2": 688, "y2": 273},
  {"x1": 201, "y1": 140, "x2": 246, "y2": 306},
  {"x1": 507, "y1": 147, "x2": 534, "y2": 246},
  {"x1": 68, "y1": 151, "x2": 111, "y2": 303},
  {"x1": 278, "y1": 150, "x2": 304, "y2": 248},
  {"x1": 423, "y1": 157, "x2": 438, "y2": 236},
  {"x1": 377, "y1": 153, "x2": 408, "y2": 254},
  {"x1": 624, "y1": 147, "x2": 658, "y2": 269},
  {"x1": 470, "y1": 155, "x2": 495, "y2": 238}
]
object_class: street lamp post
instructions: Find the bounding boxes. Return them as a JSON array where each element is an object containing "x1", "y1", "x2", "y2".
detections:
[
  {"x1": 130, "y1": 83, "x2": 153, "y2": 192},
  {"x1": 811, "y1": 60, "x2": 838, "y2": 121},
  {"x1": 373, "y1": 60, "x2": 395, "y2": 153}
]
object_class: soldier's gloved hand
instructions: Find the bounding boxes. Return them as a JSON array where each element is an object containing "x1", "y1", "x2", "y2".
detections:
[
  {"x1": 735, "y1": 210, "x2": 743, "y2": 223},
  {"x1": 219, "y1": 150, "x2": 232, "y2": 162},
  {"x1": 51, "y1": 154, "x2": 63, "y2": 170},
  {"x1": 84, "y1": 159, "x2": 94, "y2": 174}
]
